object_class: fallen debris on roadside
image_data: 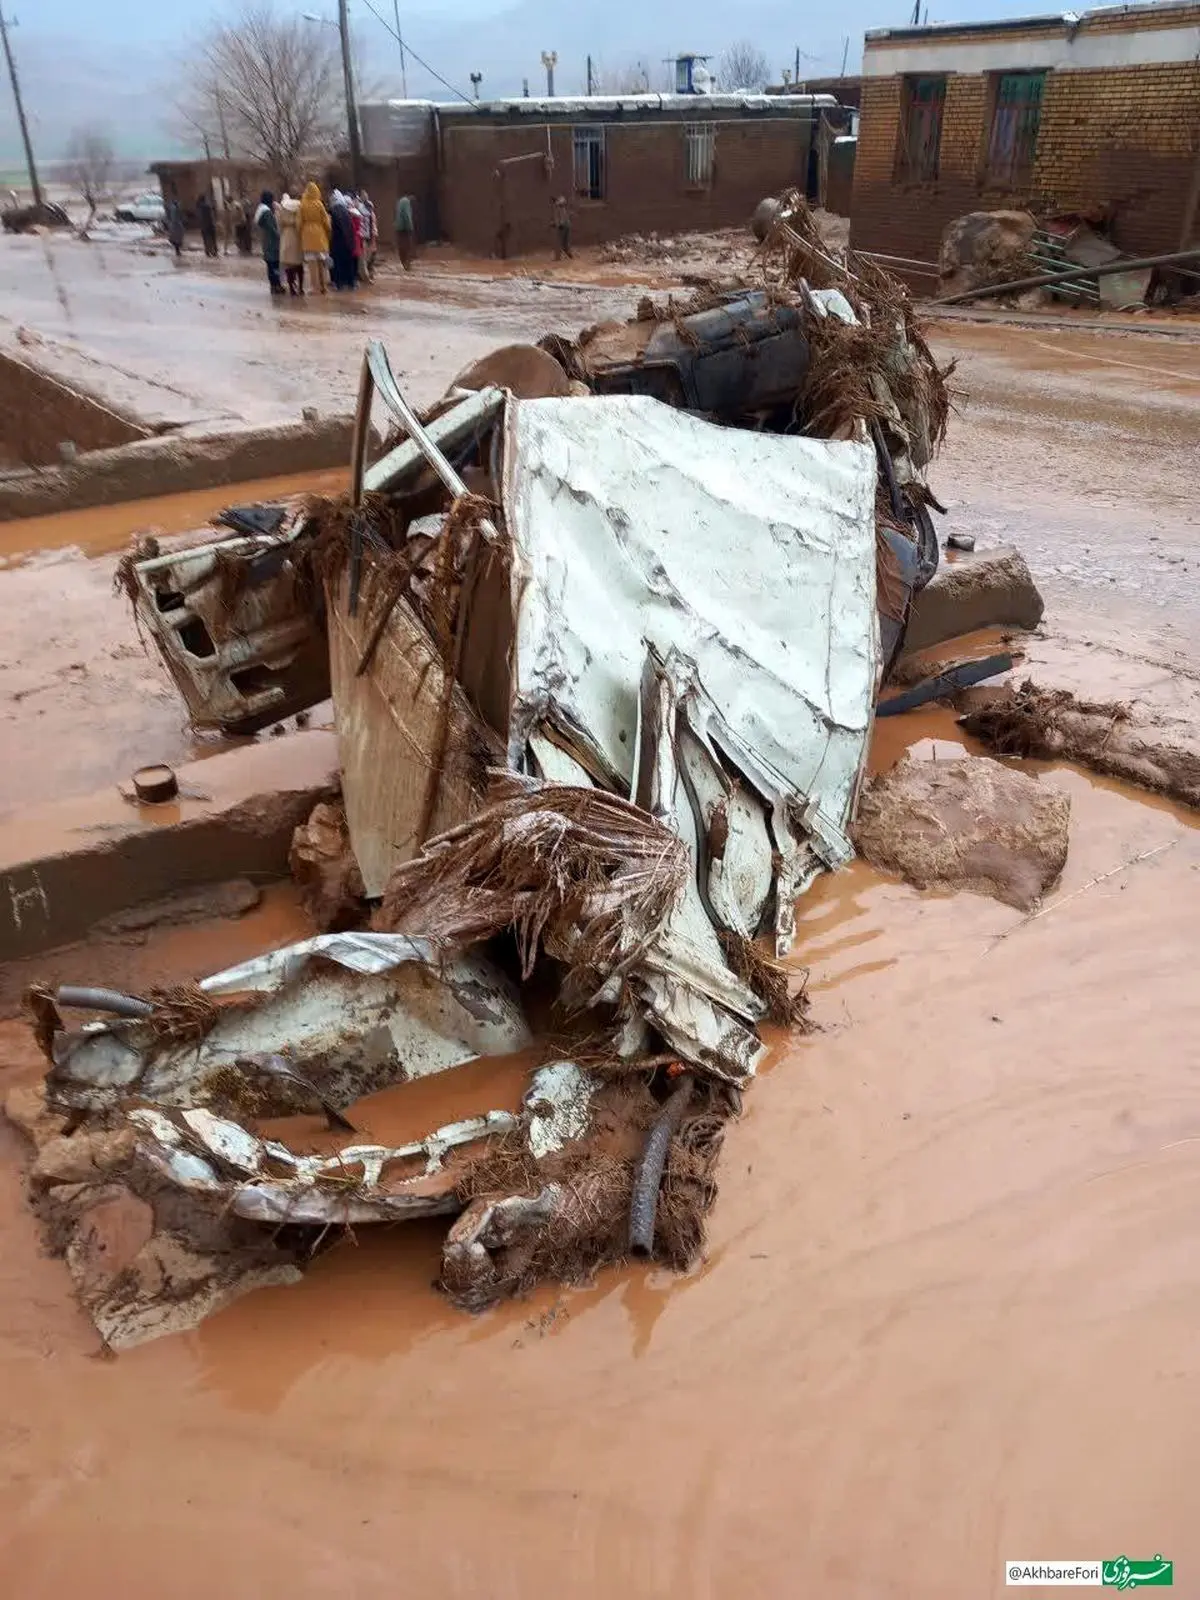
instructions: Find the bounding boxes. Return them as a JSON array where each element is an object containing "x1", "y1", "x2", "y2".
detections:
[
  {"x1": 19, "y1": 195, "x2": 1071, "y2": 1344},
  {"x1": 960, "y1": 682, "x2": 1200, "y2": 809}
]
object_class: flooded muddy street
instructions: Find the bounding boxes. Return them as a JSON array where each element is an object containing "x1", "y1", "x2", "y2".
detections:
[
  {"x1": 1, "y1": 744, "x2": 1198, "y2": 1597},
  {"x1": 2, "y1": 223, "x2": 1200, "y2": 1596}
]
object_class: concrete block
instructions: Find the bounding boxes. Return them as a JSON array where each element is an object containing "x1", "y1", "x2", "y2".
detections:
[{"x1": 0, "y1": 730, "x2": 338, "y2": 962}]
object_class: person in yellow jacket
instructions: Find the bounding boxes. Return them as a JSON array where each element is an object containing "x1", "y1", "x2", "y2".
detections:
[{"x1": 299, "y1": 181, "x2": 330, "y2": 294}]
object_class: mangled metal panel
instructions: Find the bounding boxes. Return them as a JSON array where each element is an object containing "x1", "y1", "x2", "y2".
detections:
[
  {"x1": 501, "y1": 395, "x2": 879, "y2": 940},
  {"x1": 128, "y1": 1104, "x2": 518, "y2": 1225},
  {"x1": 48, "y1": 933, "x2": 532, "y2": 1117},
  {"x1": 126, "y1": 519, "x2": 330, "y2": 736},
  {"x1": 327, "y1": 567, "x2": 501, "y2": 897}
]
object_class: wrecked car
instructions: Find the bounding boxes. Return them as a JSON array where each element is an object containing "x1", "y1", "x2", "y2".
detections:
[{"x1": 16, "y1": 195, "x2": 964, "y2": 1345}]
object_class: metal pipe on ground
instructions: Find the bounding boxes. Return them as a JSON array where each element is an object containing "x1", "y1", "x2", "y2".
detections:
[
  {"x1": 936, "y1": 248, "x2": 1200, "y2": 306},
  {"x1": 853, "y1": 251, "x2": 940, "y2": 277}
]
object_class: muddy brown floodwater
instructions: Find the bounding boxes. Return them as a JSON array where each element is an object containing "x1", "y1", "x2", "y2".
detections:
[{"x1": 2, "y1": 717, "x2": 1199, "y2": 1598}]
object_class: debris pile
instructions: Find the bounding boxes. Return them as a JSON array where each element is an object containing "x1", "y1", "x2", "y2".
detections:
[{"x1": 15, "y1": 197, "x2": 988, "y2": 1345}]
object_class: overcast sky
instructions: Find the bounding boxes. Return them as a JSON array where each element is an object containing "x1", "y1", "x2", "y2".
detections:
[{"x1": 2, "y1": 0, "x2": 1079, "y2": 165}]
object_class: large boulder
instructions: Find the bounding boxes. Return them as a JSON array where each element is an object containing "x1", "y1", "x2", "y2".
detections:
[
  {"x1": 939, "y1": 210, "x2": 1037, "y2": 298},
  {"x1": 853, "y1": 752, "x2": 1070, "y2": 910}
]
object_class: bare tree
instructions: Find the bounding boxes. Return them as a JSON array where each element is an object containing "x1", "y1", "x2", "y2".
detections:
[
  {"x1": 588, "y1": 59, "x2": 650, "y2": 94},
  {"x1": 718, "y1": 40, "x2": 771, "y2": 91},
  {"x1": 174, "y1": 4, "x2": 344, "y2": 187},
  {"x1": 64, "y1": 125, "x2": 116, "y2": 233}
]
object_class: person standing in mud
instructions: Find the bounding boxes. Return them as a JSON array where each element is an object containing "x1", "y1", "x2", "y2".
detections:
[
  {"x1": 357, "y1": 188, "x2": 378, "y2": 281},
  {"x1": 551, "y1": 194, "x2": 572, "y2": 261},
  {"x1": 328, "y1": 190, "x2": 357, "y2": 290},
  {"x1": 253, "y1": 190, "x2": 284, "y2": 295},
  {"x1": 394, "y1": 192, "x2": 415, "y2": 270},
  {"x1": 196, "y1": 191, "x2": 218, "y2": 258},
  {"x1": 299, "y1": 181, "x2": 330, "y2": 293},
  {"x1": 278, "y1": 193, "x2": 304, "y2": 294},
  {"x1": 165, "y1": 197, "x2": 185, "y2": 259}
]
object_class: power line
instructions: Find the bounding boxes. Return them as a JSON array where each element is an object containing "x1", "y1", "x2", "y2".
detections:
[{"x1": 353, "y1": 0, "x2": 473, "y2": 103}]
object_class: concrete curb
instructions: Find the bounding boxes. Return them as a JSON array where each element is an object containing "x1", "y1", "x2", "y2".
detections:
[
  {"x1": 0, "y1": 732, "x2": 339, "y2": 962},
  {"x1": 0, "y1": 415, "x2": 354, "y2": 522}
]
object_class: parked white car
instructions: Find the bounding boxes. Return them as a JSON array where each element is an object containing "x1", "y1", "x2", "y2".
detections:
[{"x1": 115, "y1": 191, "x2": 166, "y2": 225}]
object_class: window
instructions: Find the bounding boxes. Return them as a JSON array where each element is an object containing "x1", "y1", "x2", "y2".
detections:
[
  {"x1": 572, "y1": 125, "x2": 605, "y2": 200},
  {"x1": 895, "y1": 75, "x2": 945, "y2": 183},
  {"x1": 684, "y1": 123, "x2": 716, "y2": 187},
  {"x1": 986, "y1": 71, "x2": 1045, "y2": 186}
]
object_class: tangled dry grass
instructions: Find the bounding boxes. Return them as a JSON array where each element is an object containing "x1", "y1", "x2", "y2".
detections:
[{"x1": 374, "y1": 774, "x2": 690, "y2": 993}]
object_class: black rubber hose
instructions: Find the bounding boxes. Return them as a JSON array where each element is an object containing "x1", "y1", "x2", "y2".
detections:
[
  {"x1": 629, "y1": 1073, "x2": 695, "y2": 1258},
  {"x1": 876, "y1": 653, "x2": 1013, "y2": 718},
  {"x1": 54, "y1": 986, "x2": 153, "y2": 1018}
]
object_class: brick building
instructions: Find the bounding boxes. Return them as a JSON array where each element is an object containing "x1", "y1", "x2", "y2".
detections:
[
  {"x1": 359, "y1": 93, "x2": 832, "y2": 256},
  {"x1": 850, "y1": 1, "x2": 1200, "y2": 267}
]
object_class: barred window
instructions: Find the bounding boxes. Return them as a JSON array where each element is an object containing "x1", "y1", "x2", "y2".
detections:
[
  {"x1": 572, "y1": 125, "x2": 605, "y2": 199},
  {"x1": 685, "y1": 122, "x2": 716, "y2": 187},
  {"x1": 895, "y1": 75, "x2": 945, "y2": 182}
]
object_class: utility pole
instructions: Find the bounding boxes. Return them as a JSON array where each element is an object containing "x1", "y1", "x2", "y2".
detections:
[
  {"x1": 587, "y1": 53, "x2": 594, "y2": 96},
  {"x1": 840, "y1": 36, "x2": 850, "y2": 75},
  {"x1": 0, "y1": 7, "x2": 42, "y2": 209},
  {"x1": 469, "y1": 71, "x2": 482, "y2": 99},
  {"x1": 794, "y1": 46, "x2": 800, "y2": 84},
  {"x1": 392, "y1": 0, "x2": 408, "y2": 98},
  {"x1": 337, "y1": 0, "x2": 362, "y2": 187},
  {"x1": 541, "y1": 50, "x2": 556, "y2": 97}
]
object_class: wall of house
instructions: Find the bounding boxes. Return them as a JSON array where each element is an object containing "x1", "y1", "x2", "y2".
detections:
[
  {"x1": 439, "y1": 117, "x2": 812, "y2": 255},
  {"x1": 850, "y1": 5, "x2": 1200, "y2": 267}
]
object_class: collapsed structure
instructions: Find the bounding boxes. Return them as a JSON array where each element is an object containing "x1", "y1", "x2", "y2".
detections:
[{"x1": 19, "y1": 198, "x2": 960, "y2": 1346}]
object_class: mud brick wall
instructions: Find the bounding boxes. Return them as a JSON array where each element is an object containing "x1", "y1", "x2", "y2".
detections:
[
  {"x1": 440, "y1": 118, "x2": 812, "y2": 256},
  {"x1": 851, "y1": 52, "x2": 1200, "y2": 267},
  {"x1": 0, "y1": 352, "x2": 147, "y2": 469}
]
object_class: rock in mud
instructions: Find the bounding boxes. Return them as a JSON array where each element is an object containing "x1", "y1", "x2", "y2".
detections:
[
  {"x1": 853, "y1": 753, "x2": 1070, "y2": 911},
  {"x1": 31, "y1": 1126, "x2": 137, "y2": 1189},
  {"x1": 960, "y1": 683, "x2": 1200, "y2": 810},
  {"x1": 901, "y1": 545, "x2": 1044, "y2": 656},
  {"x1": 289, "y1": 800, "x2": 366, "y2": 931},
  {"x1": 938, "y1": 209, "x2": 1036, "y2": 297}
]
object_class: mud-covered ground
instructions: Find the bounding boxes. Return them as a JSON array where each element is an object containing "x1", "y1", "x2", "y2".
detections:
[{"x1": 1, "y1": 226, "x2": 1200, "y2": 1598}]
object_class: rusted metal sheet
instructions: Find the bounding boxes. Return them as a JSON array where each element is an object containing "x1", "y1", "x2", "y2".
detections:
[
  {"x1": 129, "y1": 526, "x2": 329, "y2": 735},
  {"x1": 326, "y1": 568, "x2": 500, "y2": 898}
]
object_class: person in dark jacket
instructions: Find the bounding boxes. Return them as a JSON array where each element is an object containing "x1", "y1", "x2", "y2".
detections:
[
  {"x1": 165, "y1": 198, "x2": 185, "y2": 258},
  {"x1": 328, "y1": 190, "x2": 357, "y2": 290},
  {"x1": 253, "y1": 190, "x2": 284, "y2": 294},
  {"x1": 196, "y1": 191, "x2": 218, "y2": 257}
]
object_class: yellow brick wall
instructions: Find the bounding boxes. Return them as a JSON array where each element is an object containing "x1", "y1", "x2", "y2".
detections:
[{"x1": 851, "y1": 55, "x2": 1200, "y2": 265}]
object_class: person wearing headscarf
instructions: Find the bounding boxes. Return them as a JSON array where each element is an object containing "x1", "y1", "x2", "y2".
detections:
[
  {"x1": 299, "y1": 181, "x2": 330, "y2": 294},
  {"x1": 357, "y1": 188, "x2": 378, "y2": 281},
  {"x1": 328, "y1": 189, "x2": 356, "y2": 291},
  {"x1": 278, "y1": 193, "x2": 304, "y2": 295},
  {"x1": 253, "y1": 189, "x2": 284, "y2": 295}
]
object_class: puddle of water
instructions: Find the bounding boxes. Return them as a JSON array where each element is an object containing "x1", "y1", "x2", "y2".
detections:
[{"x1": 0, "y1": 466, "x2": 348, "y2": 568}]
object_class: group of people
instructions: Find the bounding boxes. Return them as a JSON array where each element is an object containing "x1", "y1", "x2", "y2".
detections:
[
  {"x1": 252, "y1": 184, "x2": 379, "y2": 295},
  {"x1": 162, "y1": 183, "x2": 421, "y2": 295}
]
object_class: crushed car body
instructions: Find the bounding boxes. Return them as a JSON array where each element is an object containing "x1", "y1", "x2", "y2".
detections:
[{"x1": 15, "y1": 196, "x2": 968, "y2": 1342}]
